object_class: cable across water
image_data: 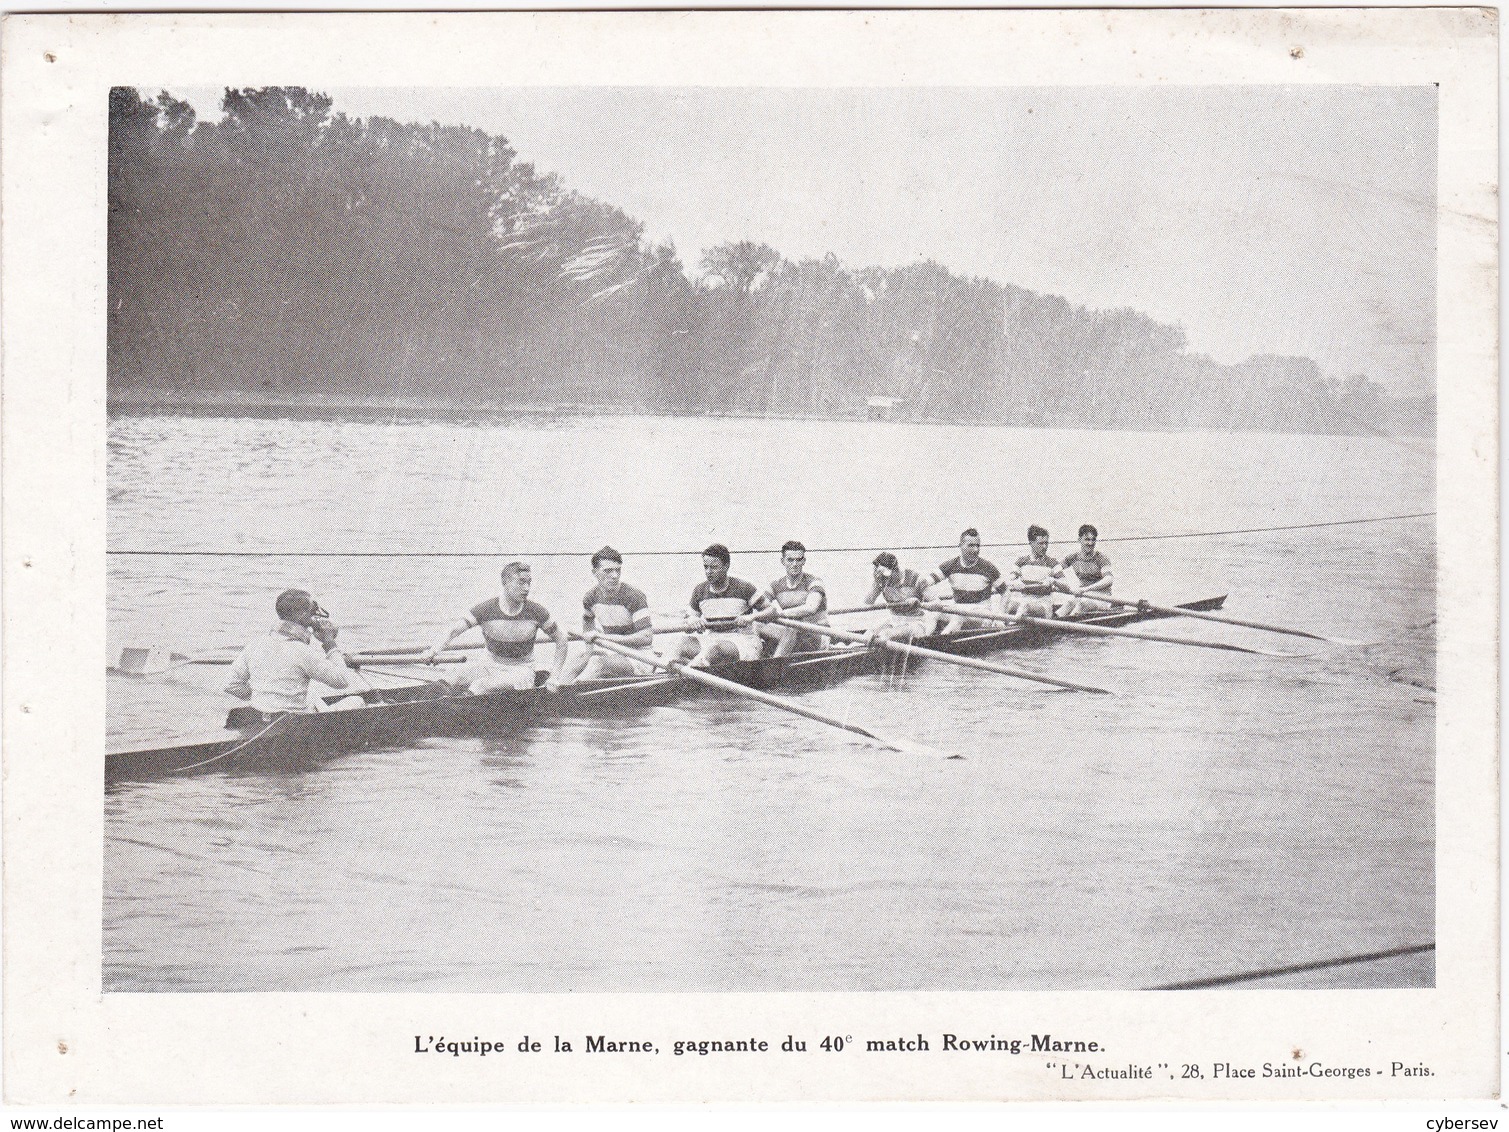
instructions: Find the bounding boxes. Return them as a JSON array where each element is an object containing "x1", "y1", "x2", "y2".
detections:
[{"x1": 105, "y1": 511, "x2": 1435, "y2": 559}]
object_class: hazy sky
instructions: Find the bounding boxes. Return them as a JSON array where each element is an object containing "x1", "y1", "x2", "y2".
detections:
[{"x1": 180, "y1": 84, "x2": 1437, "y2": 393}]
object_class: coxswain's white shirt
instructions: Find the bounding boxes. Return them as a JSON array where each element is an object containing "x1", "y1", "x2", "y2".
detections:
[{"x1": 224, "y1": 621, "x2": 351, "y2": 713}]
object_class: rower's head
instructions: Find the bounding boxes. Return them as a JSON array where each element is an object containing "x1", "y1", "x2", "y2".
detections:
[
  {"x1": 872, "y1": 551, "x2": 899, "y2": 583},
  {"x1": 702, "y1": 543, "x2": 731, "y2": 586},
  {"x1": 959, "y1": 528, "x2": 981, "y2": 562},
  {"x1": 591, "y1": 545, "x2": 624, "y2": 591},
  {"x1": 1027, "y1": 525, "x2": 1049, "y2": 556},
  {"x1": 780, "y1": 540, "x2": 807, "y2": 579},
  {"x1": 1077, "y1": 524, "x2": 1099, "y2": 554},
  {"x1": 275, "y1": 588, "x2": 328, "y2": 628},
  {"x1": 500, "y1": 561, "x2": 532, "y2": 600}
]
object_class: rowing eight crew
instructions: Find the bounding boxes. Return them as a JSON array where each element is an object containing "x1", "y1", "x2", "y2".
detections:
[{"x1": 223, "y1": 526, "x2": 1109, "y2": 710}]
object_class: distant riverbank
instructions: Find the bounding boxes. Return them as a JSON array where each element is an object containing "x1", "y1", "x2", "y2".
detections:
[{"x1": 105, "y1": 388, "x2": 1432, "y2": 437}]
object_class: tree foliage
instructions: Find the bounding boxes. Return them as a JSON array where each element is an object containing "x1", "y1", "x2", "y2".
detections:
[{"x1": 108, "y1": 87, "x2": 1413, "y2": 435}]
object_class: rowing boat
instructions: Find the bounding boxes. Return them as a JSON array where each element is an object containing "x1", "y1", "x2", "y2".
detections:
[
  {"x1": 105, "y1": 594, "x2": 1225, "y2": 783},
  {"x1": 105, "y1": 673, "x2": 687, "y2": 783}
]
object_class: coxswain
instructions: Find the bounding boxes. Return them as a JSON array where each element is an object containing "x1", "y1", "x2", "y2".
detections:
[
  {"x1": 422, "y1": 561, "x2": 568, "y2": 691},
  {"x1": 563, "y1": 545, "x2": 657, "y2": 680},
  {"x1": 863, "y1": 552, "x2": 935, "y2": 643},
  {"x1": 1002, "y1": 525, "x2": 1061, "y2": 619},
  {"x1": 928, "y1": 527, "x2": 1003, "y2": 633},
  {"x1": 676, "y1": 543, "x2": 770, "y2": 666},
  {"x1": 224, "y1": 588, "x2": 359, "y2": 719},
  {"x1": 1055, "y1": 524, "x2": 1115, "y2": 617},
  {"x1": 754, "y1": 540, "x2": 830, "y2": 656}
]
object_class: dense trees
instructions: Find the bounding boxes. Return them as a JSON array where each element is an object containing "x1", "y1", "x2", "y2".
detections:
[{"x1": 108, "y1": 87, "x2": 1419, "y2": 436}]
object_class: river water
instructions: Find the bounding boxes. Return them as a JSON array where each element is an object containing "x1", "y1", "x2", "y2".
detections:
[{"x1": 104, "y1": 413, "x2": 1435, "y2": 991}]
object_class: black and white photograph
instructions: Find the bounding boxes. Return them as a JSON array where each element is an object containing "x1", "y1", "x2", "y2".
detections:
[{"x1": 2, "y1": 8, "x2": 1497, "y2": 1108}]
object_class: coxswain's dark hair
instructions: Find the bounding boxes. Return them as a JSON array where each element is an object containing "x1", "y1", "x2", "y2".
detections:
[
  {"x1": 591, "y1": 545, "x2": 623, "y2": 569},
  {"x1": 872, "y1": 551, "x2": 899, "y2": 571},
  {"x1": 500, "y1": 561, "x2": 530, "y2": 582},
  {"x1": 780, "y1": 540, "x2": 806, "y2": 556},
  {"x1": 1078, "y1": 524, "x2": 1099, "y2": 540},
  {"x1": 275, "y1": 588, "x2": 317, "y2": 621},
  {"x1": 960, "y1": 528, "x2": 980, "y2": 542},
  {"x1": 702, "y1": 543, "x2": 731, "y2": 566},
  {"x1": 1027, "y1": 525, "x2": 1049, "y2": 542}
]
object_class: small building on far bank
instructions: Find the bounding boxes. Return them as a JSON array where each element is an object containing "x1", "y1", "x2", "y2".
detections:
[{"x1": 865, "y1": 395, "x2": 905, "y2": 421}]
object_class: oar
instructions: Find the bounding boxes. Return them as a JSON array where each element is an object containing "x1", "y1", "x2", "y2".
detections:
[
  {"x1": 1051, "y1": 589, "x2": 1362, "y2": 645},
  {"x1": 576, "y1": 631, "x2": 952, "y2": 759},
  {"x1": 825, "y1": 602, "x2": 912, "y2": 618},
  {"x1": 112, "y1": 646, "x2": 235, "y2": 675},
  {"x1": 361, "y1": 641, "x2": 487, "y2": 656},
  {"x1": 770, "y1": 616, "x2": 1114, "y2": 694},
  {"x1": 925, "y1": 602, "x2": 1315, "y2": 658},
  {"x1": 111, "y1": 647, "x2": 468, "y2": 673}
]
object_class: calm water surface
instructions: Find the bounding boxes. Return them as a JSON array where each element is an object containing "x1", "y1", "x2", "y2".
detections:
[{"x1": 104, "y1": 414, "x2": 1435, "y2": 991}]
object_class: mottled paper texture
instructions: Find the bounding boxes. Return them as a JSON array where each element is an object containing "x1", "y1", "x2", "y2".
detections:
[{"x1": 1, "y1": 8, "x2": 1497, "y2": 1105}]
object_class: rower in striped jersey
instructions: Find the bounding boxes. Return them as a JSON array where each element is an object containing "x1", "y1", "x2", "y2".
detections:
[
  {"x1": 928, "y1": 527, "x2": 1003, "y2": 633},
  {"x1": 755, "y1": 539, "x2": 830, "y2": 656},
  {"x1": 423, "y1": 561, "x2": 569, "y2": 691},
  {"x1": 864, "y1": 552, "x2": 936, "y2": 643},
  {"x1": 563, "y1": 545, "x2": 658, "y2": 681},
  {"x1": 676, "y1": 543, "x2": 771, "y2": 666},
  {"x1": 1056, "y1": 524, "x2": 1115, "y2": 617},
  {"x1": 1002, "y1": 525, "x2": 1060, "y2": 620}
]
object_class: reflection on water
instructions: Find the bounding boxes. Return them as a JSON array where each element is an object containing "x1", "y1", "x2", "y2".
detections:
[{"x1": 105, "y1": 414, "x2": 1434, "y2": 991}]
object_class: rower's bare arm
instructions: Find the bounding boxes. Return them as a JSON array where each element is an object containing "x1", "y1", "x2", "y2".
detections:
[
  {"x1": 422, "y1": 617, "x2": 474, "y2": 663},
  {"x1": 545, "y1": 622, "x2": 570, "y2": 690},
  {"x1": 223, "y1": 652, "x2": 252, "y2": 700},
  {"x1": 737, "y1": 593, "x2": 774, "y2": 627},
  {"x1": 863, "y1": 583, "x2": 883, "y2": 607}
]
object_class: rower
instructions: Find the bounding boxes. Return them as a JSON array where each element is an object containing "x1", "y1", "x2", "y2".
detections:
[
  {"x1": 224, "y1": 588, "x2": 361, "y2": 720},
  {"x1": 864, "y1": 552, "x2": 935, "y2": 643},
  {"x1": 1056, "y1": 524, "x2": 1115, "y2": 617},
  {"x1": 676, "y1": 543, "x2": 770, "y2": 666},
  {"x1": 928, "y1": 527, "x2": 1002, "y2": 633},
  {"x1": 1002, "y1": 525, "x2": 1061, "y2": 619},
  {"x1": 422, "y1": 562, "x2": 569, "y2": 691},
  {"x1": 755, "y1": 540, "x2": 830, "y2": 656},
  {"x1": 563, "y1": 545, "x2": 657, "y2": 681}
]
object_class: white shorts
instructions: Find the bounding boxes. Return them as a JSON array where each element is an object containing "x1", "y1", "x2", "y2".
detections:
[
  {"x1": 467, "y1": 661, "x2": 538, "y2": 693},
  {"x1": 942, "y1": 604, "x2": 995, "y2": 628},
  {"x1": 879, "y1": 612, "x2": 933, "y2": 640},
  {"x1": 583, "y1": 649, "x2": 657, "y2": 678},
  {"x1": 1009, "y1": 593, "x2": 1055, "y2": 619},
  {"x1": 1062, "y1": 593, "x2": 1113, "y2": 616},
  {"x1": 693, "y1": 629, "x2": 764, "y2": 663}
]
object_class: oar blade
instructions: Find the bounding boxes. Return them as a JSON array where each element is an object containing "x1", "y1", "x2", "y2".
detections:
[
  {"x1": 116, "y1": 646, "x2": 163, "y2": 675},
  {"x1": 114, "y1": 646, "x2": 209, "y2": 674},
  {"x1": 868, "y1": 732, "x2": 957, "y2": 760}
]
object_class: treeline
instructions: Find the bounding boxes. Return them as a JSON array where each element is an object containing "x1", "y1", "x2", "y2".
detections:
[{"x1": 108, "y1": 87, "x2": 1427, "y2": 435}]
